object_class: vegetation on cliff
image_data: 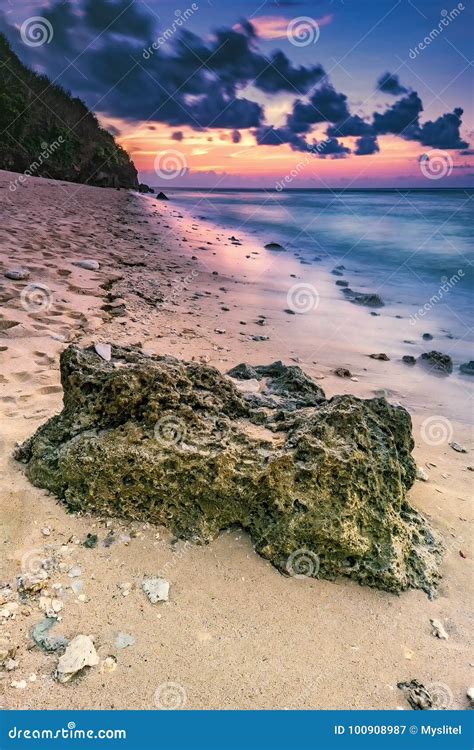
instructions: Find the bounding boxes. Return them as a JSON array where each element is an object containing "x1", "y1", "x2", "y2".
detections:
[{"x1": 0, "y1": 34, "x2": 138, "y2": 188}]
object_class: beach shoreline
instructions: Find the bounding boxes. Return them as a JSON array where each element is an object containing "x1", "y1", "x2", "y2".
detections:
[{"x1": 0, "y1": 171, "x2": 472, "y2": 710}]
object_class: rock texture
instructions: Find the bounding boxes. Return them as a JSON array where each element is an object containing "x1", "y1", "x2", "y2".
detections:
[{"x1": 16, "y1": 345, "x2": 442, "y2": 594}]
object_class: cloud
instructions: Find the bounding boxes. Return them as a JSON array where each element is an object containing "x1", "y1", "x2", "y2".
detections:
[
  {"x1": 287, "y1": 84, "x2": 350, "y2": 134},
  {"x1": 373, "y1": 92, "x2": 423, "y2": 136},
  {"x1": 414, "y1": 108, "x2": 468, "y2": 150},
  {"x1": 171, "y1": 131, "x2": 184, "y2": 141},
  {"x1": 231, "y1": 129, "x2": 241, "y2": 143},
  {"x1": 377, "y1": 72, "x2": 408, "y2": 96},
  {"x1": 241, "y1": 14, "x2": 333, "y2": 40},
  {"x1": 354, "y1": 134, "x2": 380, "y2": 155},
  {"x1": 327, "y1": 115, "x2": 374, "y2": 137},
  {"x1": 315, "y1": 137, "x2": 350, "y2": 158}
]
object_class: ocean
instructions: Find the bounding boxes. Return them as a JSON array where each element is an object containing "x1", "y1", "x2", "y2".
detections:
[{"x1": 166, "y1": 188, "x2": 474, "y2": 337}]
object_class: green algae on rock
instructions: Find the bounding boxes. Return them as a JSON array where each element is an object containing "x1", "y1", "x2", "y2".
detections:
[{"x1": 15, "y1": 345, "x2": 442, "y2": 594}]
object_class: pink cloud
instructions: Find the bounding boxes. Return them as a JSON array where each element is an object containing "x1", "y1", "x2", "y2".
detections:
[{"x1": 243, "y1": 14, "x2": 333, "y2": 40}]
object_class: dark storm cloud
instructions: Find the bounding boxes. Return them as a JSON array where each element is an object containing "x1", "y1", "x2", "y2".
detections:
[
  {"x1": 327, "y1": 115, "x2": 374, "y2": 137},
  {"x1": 287, "y1": 85, "x2": 350, "y2": 134},
  {"x1": 415, "y1": 108, "x2": 469, "y2": 150},
  {"x1": 315, "y1": 137, "x2": 350, "y2": 158},
  {"x1": 83, "y1": 0, "x2": 154, "y2": 41},
  {"x1": 373, "y1": 92, "x2": 423, "y2": 135},
  {"x1": 377, "y1": 72, "x2": 408, "y2": 96},
  {"x1": 231, "y1": 130, "x2": 241, "y2": 143},
  {"x1": 254, "y1": 125, "x2": 308, "y2": 152},
  {"x1": 354, "y1": 134, "x2": 380, "y2": 155},
  {"x1": 171, "y1": 131, "x2": 184, "y2": 141}
]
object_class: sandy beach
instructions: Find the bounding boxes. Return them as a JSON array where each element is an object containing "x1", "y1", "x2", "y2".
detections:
[{"x1": 0, "y1": 171, "x2": 472, "y2": 710}]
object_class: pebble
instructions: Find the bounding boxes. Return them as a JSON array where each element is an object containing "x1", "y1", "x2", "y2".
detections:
[
  {"x1": 115, "y1": 632, "x2": 135, "y2": 649},
  {"x1": 11, "y1": 680, "x2": 27, "y2": 689},
  {"x1": 41, "y1": 527, "x2": 51, "y2": 536},
  {"x1": 101, "y1": 656, "x2": 117, "y2": 674},
  {"x1": 73, "y1": 259, "x2": 100, "y2": 271},
  {"x1": 68, "y1": 566, "x2": 82, "y2": 578},
  {"x1": 416, "y1": 467, "x2": 429, "y2": 482},
  {"x1": 5, "y1": 268, "x2": 30, "y2": 281},
  {"x1": 142, "y1": 577, "x2": 170, "y2": 603},
  {"x1": 430, "y1": 618, "x2": 448, "y2": 640},
  {"x1": 118, "y1": 582, "x2": 132, "y2": 597},
  {"x1": 94, "y1": 343, "x2": 112, "y2": 362},
  {"x1": 55, "y1": 635, "x2": 99, "y2": 683},
  {"x1": 450, "y1": 442, "x2": 467, "y2": 454}
]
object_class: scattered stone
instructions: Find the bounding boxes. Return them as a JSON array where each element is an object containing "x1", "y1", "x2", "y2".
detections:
[
  {"x1": 397, "y1": 680, "x2": 436, "y2": 710},
  {"x1": 67, "y1": 566, "x2": 82, "y2": 578},
  {"x1": 460, "y1": 361, "x2": 474, "y2": 376},
  {"x1": 32, "y1": 618, "x2": 68, "y2": 653},
  {"x1": 5, "y1": 268, "x2": 30, "y2": 281},
  {"x1": 11, "y1": 680, "x2": 27, "y2": 689},
  {"x1": 402, "y1": 355, "x2": 416, "y2": 365},
  {"x1": 55, "y1": 635, "x2": 99, "y2": 683},
  {"x1": 101, "y1": 656, "x2": 117, "y2": 673},
  {"x1": 17, "y1": 571, "x2": 48, "y2": 594},
  {"x1": 369, "y1": 353, "x2": 390, "y2": 361},
  {"x1": 422, "y1": 333, "x2": 433, "y2": 341},
  {"x1": 156, "y1": 192, "x2": 169, "y2": 201},
  {"x1": 214, "y1": 328, "x2": 226, "y2": 334},
  {"x1": 283, "y1": 308, "x2": 296, "y2": 315},
  {"x1": 118, "y1": 582, "x2": 132, "y2": 597},
  {"x1": 420, "y1": 351, "x2": 453, "y2": 374},
  {"x1": 430, "y1": 618, "x2": 448, "y2": 640},
  {"x1": 331, "y1": 269, "x2": 344, "y2": 277},
  {"x1": 142, "y1": 578, "x2": 169, "y2": 603},
  {"x1": 83, "y1": 533, "x2": 98, "y2": 549},
  {"x1": 334, "y1": 367, "x2": 352, "y2": 378},
  {"x1": 449, "y1": 442, "x2": 467, "y2": 454},
  {"x1": 73, "y1": 260, "x2": 100, "y2": 271},
  {"x1": 349, "y1": 292, "x2": 385, "y2": 308},
  {"x1": 335, "y1": 280, "x2": 349, "y2": 287},
  {"x1": 251, "y1": 335, "x2": 269, "y2": 342},
  {"x1": 16, "y1": 345, "x2": 442, "y2": 594},
  {"x1": 227, "y1": 363, "x2": 258, "y2": 380},
  {"x1": 416, "y1": 467, "x2": 429, "y2": 482},
  {"x1": 41, "y1": 527, "x2": 51, "y2": 536},
  {"x1": 94, "y1": 343, "x2": 112, "y2": 362},
  {"x1": 264, "y1": 242, "x2": 286, "y2": 251},
  {"x1": 115, "y1": 632, "x2": 135, "y2": 649}
]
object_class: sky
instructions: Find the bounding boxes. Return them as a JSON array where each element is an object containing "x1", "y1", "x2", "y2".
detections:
[{"x1": 1, "y1": 0, "x2": 473, "y2": 188}]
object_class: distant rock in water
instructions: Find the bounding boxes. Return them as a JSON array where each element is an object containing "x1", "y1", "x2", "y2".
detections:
[
  {"x1": 350, "y1": 292, "x2": 385, "y2": 308},
  {"x1": 264, "y1": 242, "x2": 286, "y2": 251},
  {"x1": 15, "y1": 345, "x2": 441, "y2": 594},
  {"x1": 420, "y1": 351, "x2": 453, "y2": 374},
  {"x1": 0, "y1": 35, "x2": 138, "y2": 189},
  {"x1": 422, "y1": 333, "x2": 433, "y2": 341},
  {"x1": 402, "y1": 355, "x2": 416, "y2": 365},
  {"x1": 138, "y1": 183, "x2": 154, "y2": 194},
  {"x1": 156, "y1": 191, "x2": 169, "y2": 200},
  {"x1": 460, "y1": 361, "x2": 474, "y2": 375}
]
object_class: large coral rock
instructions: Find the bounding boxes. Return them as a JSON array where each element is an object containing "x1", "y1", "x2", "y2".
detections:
[{"x1": 16, "y1": 345, "x2": 441, "y2": 593}]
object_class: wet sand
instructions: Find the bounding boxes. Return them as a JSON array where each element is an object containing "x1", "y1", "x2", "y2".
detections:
[{"x1": 0, "y1": 171, "x2": 472, "y2": 710}]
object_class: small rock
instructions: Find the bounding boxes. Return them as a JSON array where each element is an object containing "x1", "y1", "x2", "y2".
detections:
[
  {"x1": 73, "y1": 259, "x2": 100, "y2": 271},
  {"x1": 67, "y1": 566, "x2": 82, "y2": 578},
  {"x1": 5, "y1": 268, "x2": 30, "y2": 281},
  {"x1": 416, "y1": 467, "x2": 429, "y2": 482},
  {"x1": 118, "y1": 582, "x2": 132, "y2": 597},
  {"x1": 214, "y1": 328, "x2": 226, "y2": 334},
  {"x1": 283, "y1": 308, "x2": 296, "y2": 315},
  {"x1": 402, "y1": 355, "x2": 416, "y2": 365},
  {"x1": 32, "y1": 618, "x2": 68, "y2": 653},
  {"x1": 430, "y1": 618, "x2": 448, "y2": 640},
  {"x1": 94, "y1": 343, "x2": 112, "y2": 362},
  {"x1": 334, "y1": 367, "x2": 352, "y2": 378},
  {"x1": 450, "y1": 441, "x2": 467, "y2": 454},
  {"x1": 142, "y1": 577, "x2": 169, "y2": 604},
  {"x1": 156, "y1": 192, "x2": 169, "y2": 201},
  {"x1": 101, "y1": 656, "x2": 117, "y2": 673},
  {"x1": 264, "y1": 242, "x2": 286, "y2": 251},
  {"x1": 83, "y1": 534, "x2": 98, "y2": 549},
  {"x1": 251, "y1": 335, "x2": 269, "y2": 342},
  {"x1": 460, "y1": 361, "x2": 474, "y2": 376},
  {"x1": 420, "y1": 351, "x2": 453, "y2": 374},
  {"x1": 55, "y1": 635, "x2": 99, "y2": 683},
  {"x1": 369, "y1": 353, "x2": 390, "y2": 361},
  {"x1": 17, "y1": 571, "x2": 48, "y2": 594},
  {"x1": 115, "y1": 632, "x2": 135, "y2": 649},
  {"x1": 41, "y1": 527, "x2": 51, "y2": 536},
  {"x1": 422, "y1": 333, "x2": 433, "y2": 340},
  {"x1": 11, "y1": 680, "x2": 27, "y2": 689}
]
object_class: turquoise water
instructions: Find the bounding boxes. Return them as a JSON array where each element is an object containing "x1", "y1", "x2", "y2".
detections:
[{"x1": 167, "y1": 189, "x2": 474, "y2": 334}]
